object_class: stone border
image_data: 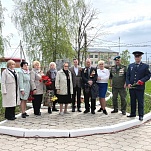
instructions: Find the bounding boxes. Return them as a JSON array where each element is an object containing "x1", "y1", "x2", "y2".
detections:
[{"x1": 0, "y1": 91, "x2": 151, "y2": 138}]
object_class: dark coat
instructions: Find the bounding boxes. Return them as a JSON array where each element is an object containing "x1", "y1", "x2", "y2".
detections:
[{"x1": 126, "y1": 62, "x2": 151, "y2": 90}]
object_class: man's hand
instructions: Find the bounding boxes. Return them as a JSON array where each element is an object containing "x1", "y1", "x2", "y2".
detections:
[
  {"x1": 127, "y1": 84, "x2": 132, "y2": 89},
  {"x1": 88, "y1": 80, "x2": 93, "y2": 86}
]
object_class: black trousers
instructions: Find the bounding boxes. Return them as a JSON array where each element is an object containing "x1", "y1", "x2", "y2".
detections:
[
  {"x1": 83, "y1": 89, "x2": 96, "y2": 111},
  {"x1": 5, "y1": 107, "x2": 16, "y2": 119},
  {"x1": 32, "y1": 94, "x2": 43, "y2": 115},
  {"x1": 72, "y1": 86, "x2": 81, "y2": 109},
  {"x1": 129, "y1": 89, "x2": 144, "y2": 117}
]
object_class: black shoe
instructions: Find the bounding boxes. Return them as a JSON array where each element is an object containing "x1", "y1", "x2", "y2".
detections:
[
  {"x1": 72, "y1": 108, "x2": 75, "y2": 112},
  {"x1": 25, "y1": 112, "x2": 29, "y2": 116},
  {"x1": 52, "y1": 108, "x2": 59, "y2": 111},
  {"x1": 77, "y1": 108, "x2": 82, "y2": 112},
  {"x1": 139, "y1": 116, "x2": 143, "y2": 121},
  {"x1": 91, "y1": 111, "x2": 95, "y2": 114},
  {"x1": 48, "y1": 107, "x2": 52, "y2": 114},
  {"x1": 84, "y1": 110, "x2": 89, "y2": 113},
  {"x1": 127, "y1": 114, "x2": 136, "y2": 117},
  {"x1": 97, "y1": 107, "x2": 103, "y2": 112},
  {"x1": 103, "y1": 109, "x2": 108, "y2": 115},
  {"x1": 22, "y1": 113, "x2": 26, "y2": 118},
  {"x1": 111, "y1": 110, "x2": 118, "y2": 113},
  {"x1": 122, "y1": 111, "x2": 126, "y2": 115}
]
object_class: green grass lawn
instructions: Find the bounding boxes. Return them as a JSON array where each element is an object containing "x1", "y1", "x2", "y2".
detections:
[{"x1": 107, "y1": 80, "x2": 151, "y2": 114}]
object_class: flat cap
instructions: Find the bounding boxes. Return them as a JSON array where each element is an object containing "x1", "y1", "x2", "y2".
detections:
[
  {"x1": 132, "y1": 51, "x2": 144, "y2": 57},
  {"x1": 113, "y1": 56, "x2": 121, "y2": 60}
]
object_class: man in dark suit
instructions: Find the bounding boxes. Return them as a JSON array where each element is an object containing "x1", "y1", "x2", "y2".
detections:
[
  {"x1": 126, "y1": 51, "x2": 151, "y2": 121},
  {"x1": 69, "y1": 59, "x2": 82, "y2": 112},
  {"x1": 82, "y1": 58, "x2": 97, "y2": 114}
]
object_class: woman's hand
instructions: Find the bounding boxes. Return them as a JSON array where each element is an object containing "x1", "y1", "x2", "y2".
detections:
[
  {"x1": 33, "y1": 90, "x2": 37, "y2": 94},
  {"x1": 57, "y1": 89, "x2": 60, "y2": 94},
  {"x1": 21, "y1": 91, "x2": 25, "y2": 95}
]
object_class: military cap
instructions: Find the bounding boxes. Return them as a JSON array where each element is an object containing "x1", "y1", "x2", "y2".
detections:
[
  {"x1": 113, "y1": 56, "x2": 121, "y2": 60},
  {"x1": 132, "y1": 51, "x2": 144, "y2": 57}
]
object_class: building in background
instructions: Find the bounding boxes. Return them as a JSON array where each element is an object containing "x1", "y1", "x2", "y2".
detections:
[{"x1": 86, "y1": 47, "x2": 119, "y2": 67}]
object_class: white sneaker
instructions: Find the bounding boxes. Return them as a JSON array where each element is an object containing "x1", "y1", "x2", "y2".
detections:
[
  {"x1": 64, "y1": 111, "x2": 70, "y2": 114},
  {"x1": 59, "y1": 112, "x2": 64, "y2": 115}
]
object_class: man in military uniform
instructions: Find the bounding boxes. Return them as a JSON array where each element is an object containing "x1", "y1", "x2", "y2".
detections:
[
  {"x1": 110, "y1": 56, "x2": 127, "y2": 115},
  {"x1": 126, "y1": 51, "x2": 151, "y2": 121},
  {"x1": 82, "y1": 58, "x2": 97, "y2": 114}
]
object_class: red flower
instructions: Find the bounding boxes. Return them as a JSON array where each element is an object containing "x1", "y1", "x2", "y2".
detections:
[
  {"x1": 39, "y1": 75, "x2": 52, "y2": 86},
  {"x1": 137, "y1": 80, "x2": 144, "y2": 85},
  {"x1": 28, "y1": 91, "x2": 34, "y2": 102}
]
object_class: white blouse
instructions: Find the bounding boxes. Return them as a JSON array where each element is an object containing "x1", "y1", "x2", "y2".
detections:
[{"x1": 97, "y1": 68, "x2": 110, "y2": 83}]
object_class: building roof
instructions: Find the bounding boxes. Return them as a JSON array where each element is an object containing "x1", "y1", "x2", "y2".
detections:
[
  {"x1": 0, "y1": 57, "x2": 25, "y2": 62},
  {"x1": 87, "y1": 47, "x2": 119, "y2": 53}
]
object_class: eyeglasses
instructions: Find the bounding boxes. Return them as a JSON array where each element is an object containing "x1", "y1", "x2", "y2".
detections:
[{"x1": 64, "y1": 66, "x2": 68, "y2": 67}]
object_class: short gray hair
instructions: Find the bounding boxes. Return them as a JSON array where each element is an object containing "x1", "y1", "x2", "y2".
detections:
[
  {"x1": 49, "y1": 62, "x2": 56, "y2": 69},
  {"x1": 98, "y1": 60, "x2": 104, "y2": 65}
]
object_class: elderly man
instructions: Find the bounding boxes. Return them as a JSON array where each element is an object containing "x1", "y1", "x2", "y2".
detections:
[
  {"x1": 109, "y1": 56, "x2": 127, "y2": 115},
  {"x1": 82, "y1": 58, "x2": 97, "y2": 114},
  {"x1": 126, "y1": 51, "x2": 151, "y2": 121}
]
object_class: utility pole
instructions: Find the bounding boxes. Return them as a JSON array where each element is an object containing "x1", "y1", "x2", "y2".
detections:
[{"x1": 20, "y1": 40, "x2": 26, "y2": 62}]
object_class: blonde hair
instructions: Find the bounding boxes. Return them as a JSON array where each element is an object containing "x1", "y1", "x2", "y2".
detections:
[
  {"x1": 49, "y1": 62, "x2": 56, "y2": 69},
  {"x1": 7, "y1": 60, "x2": 16, "y2": 68},
  {"x1": 98, "y1": 60, "x2": 104, "y2": 65},
  {"x1": 32, "y1": 61, "x2": 41, "y2": 68}
]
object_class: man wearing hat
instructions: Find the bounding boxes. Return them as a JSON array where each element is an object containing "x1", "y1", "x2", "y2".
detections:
[
  {"x1": 109, "y1": 56, "x2": 127, "y2": 115},
  {"x1": 126, "y1": 51, "x2": 151, "y2": 121}
]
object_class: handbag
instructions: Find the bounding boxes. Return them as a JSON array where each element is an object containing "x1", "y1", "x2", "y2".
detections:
[{"x1": 43, "y1": 90, "x2": 54, "y2": 107}]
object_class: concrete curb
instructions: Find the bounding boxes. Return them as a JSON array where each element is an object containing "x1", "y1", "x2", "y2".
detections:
[{"x1": 0, "y1": 91, "x2": 151, "y2": 138}]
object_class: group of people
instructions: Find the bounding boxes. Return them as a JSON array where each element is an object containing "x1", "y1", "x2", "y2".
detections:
[{"x1": 1, "y1": 51, "x2": 151, "y2": 121}]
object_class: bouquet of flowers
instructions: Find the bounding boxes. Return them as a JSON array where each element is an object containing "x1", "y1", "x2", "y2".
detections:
[
  {"x1": 27, "y1": 91, "x2": 34, "y2": 102},
  {"x1": 130, "y1": 80, "x2": 144, "y2": 89},
  {"x1": 39, "y1": 75, "x2": 52, "y2": 86}
]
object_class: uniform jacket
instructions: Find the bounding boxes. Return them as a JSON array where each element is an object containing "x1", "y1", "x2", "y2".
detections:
[
  {"x1": 30, "y1": 69, "x2": 44, "y2": 94},
  {"x1": 110, "y1": 64, "x2": 127, "y2": 88},
  {"x1": 69, "y1": 66, "x2": 82, "y2": 88},
  {"x1": 18, "y1": 68, "x2": 30, "y2": 100},
  {"x1": 82, "y1": 66, "x2": 97, "y2": 88},
  {"x1": 1, "y1": 68, "x2": 20, "y2": 107},
  {"x1": 126, "y1": 62, "x2": 151, "y2": 90},
  {"x1": 55, "y1": 69, "x2": 73, "y2": 95}
]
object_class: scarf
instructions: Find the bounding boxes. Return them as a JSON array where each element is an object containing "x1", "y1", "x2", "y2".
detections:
[{"x1": 50, "y1": 68, "x2": 57, "y2": 80}]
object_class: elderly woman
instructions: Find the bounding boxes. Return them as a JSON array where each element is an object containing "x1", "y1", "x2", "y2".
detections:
[
  {"x1": 46, "y1": 62, "x2": 58, "y2": 113},
  {"x1": 97, "y1": 60, "x2": 110, "y2": 115},
  {"x1": 1, "y1": 60, "x2": 20, "y2": 120},
  {"x1": 30, "y1": 61, "x2": 44, "y2": 116},
  {"x1": 18, "y1": 61, "x2": 30, "y2": 118},
  {"x1": 55, "y1": 62, "x2": 73, "y2": 115}
]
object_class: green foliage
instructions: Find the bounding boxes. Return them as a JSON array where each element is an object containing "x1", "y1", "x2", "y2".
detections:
[
  {"x1": 145, "y1": 80, "x2": 151, "y2": 94},
  {"x1": 120, "y1": 49, "x2": 130, "y2": 66},
  {"x1": 12, "y1": 0, "x2": 74, "y2": 65}
]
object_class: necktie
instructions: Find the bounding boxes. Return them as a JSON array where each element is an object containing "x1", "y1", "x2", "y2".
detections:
[{"x1": 88, "y1": 68, "x2": 90, "y2": 77}]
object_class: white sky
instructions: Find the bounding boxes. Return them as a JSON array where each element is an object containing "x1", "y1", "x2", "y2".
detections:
[{"x1": 1, "y1": 0, "x2": 151, "y2": 62}]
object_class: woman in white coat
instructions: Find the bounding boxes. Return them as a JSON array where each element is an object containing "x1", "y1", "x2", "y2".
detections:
[
  {"x1": 55, "y1": 62, "x2": 73, "y2": 115},
  {"x1": 1, "y1": 60, "x2": 20, "y2": 120}
]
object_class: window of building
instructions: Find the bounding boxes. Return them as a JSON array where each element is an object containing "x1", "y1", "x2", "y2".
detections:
[
  {"x1": 95, "y1": 55, "x2": 98, "y2": 58},
  {"x1": 89, "y1": 55, "x2": 93, "y2": 58}
]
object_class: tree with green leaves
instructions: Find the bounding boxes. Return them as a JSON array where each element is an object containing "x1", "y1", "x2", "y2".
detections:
[
  {"x1": 12, "y1": 0, "x2": 75, "y2": 66},
  {"x1": 120, "y1": 49, "x2": 130, "y2": 66}
]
